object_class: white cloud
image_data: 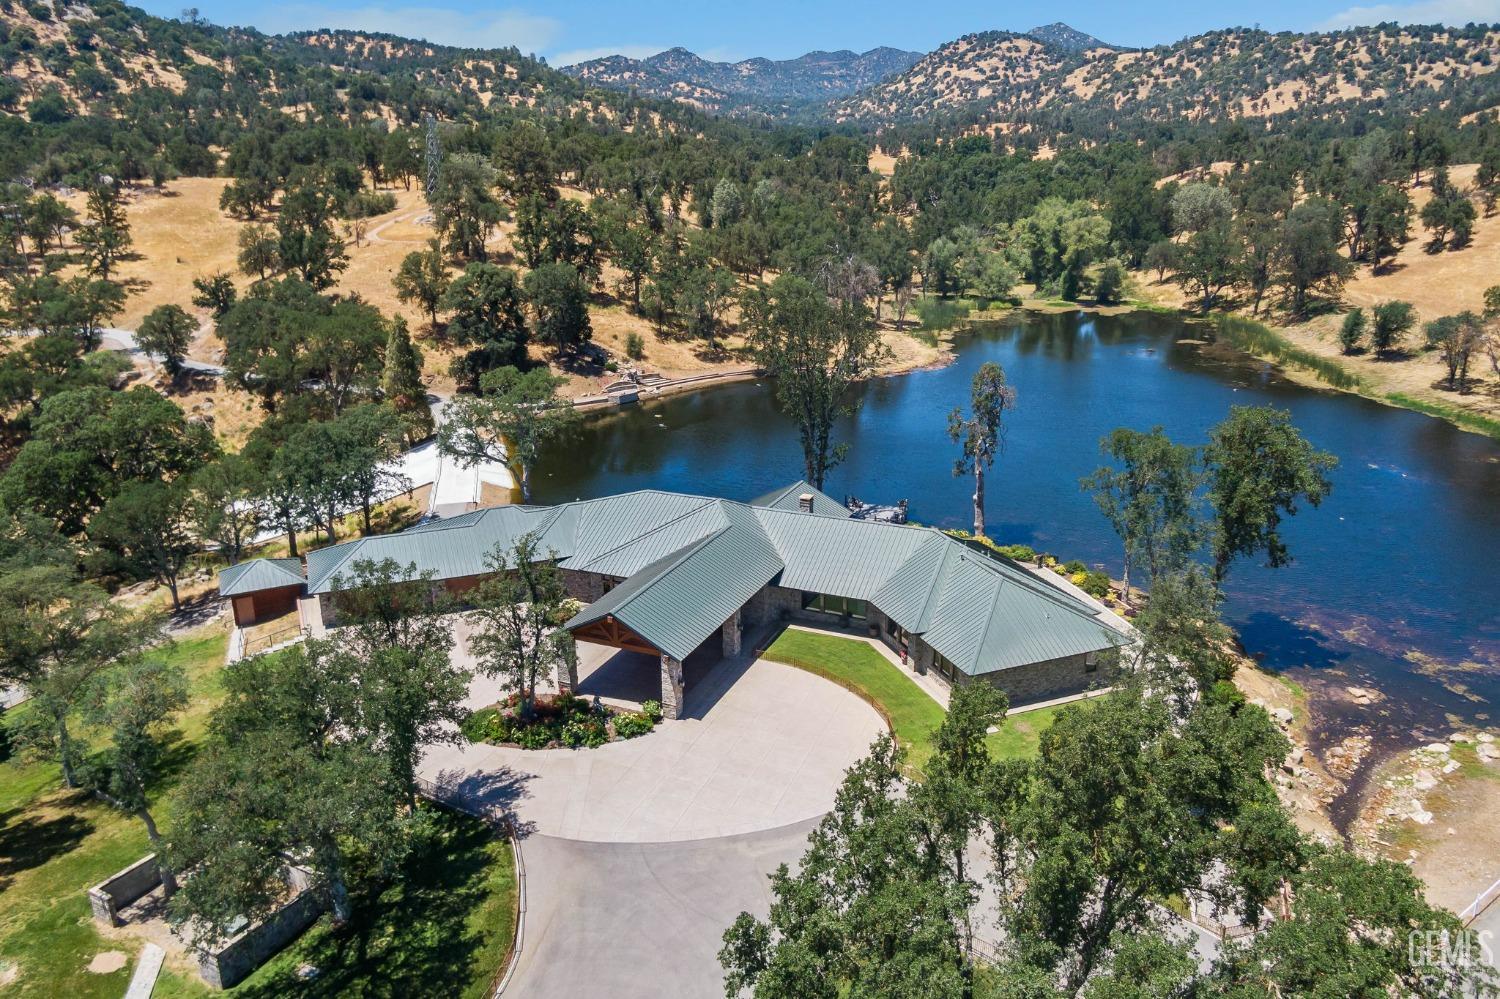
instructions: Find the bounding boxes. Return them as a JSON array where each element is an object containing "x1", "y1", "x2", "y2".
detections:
[
  {"x1": 255, "y1": 4, "x2": 560, "y2": 52},
  {"x1": 550, "y1": 44, "x2": 670, "y2": 67},
  {"x1": 1316, "y1": 0, "x2": 1500, "y2": 29}
]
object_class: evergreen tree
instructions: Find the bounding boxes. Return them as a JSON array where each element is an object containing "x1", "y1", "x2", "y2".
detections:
[{"x1": 382, "y1": 316, "x2": 433, "y2": 443}]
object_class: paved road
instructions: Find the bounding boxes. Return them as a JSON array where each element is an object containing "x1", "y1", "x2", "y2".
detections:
[
  {"x1": 506, "y1": 818, "x2": 817, "y2": 998},
  {"x1": 97, "y1": 327, "x2": 226, "y2": 375}
]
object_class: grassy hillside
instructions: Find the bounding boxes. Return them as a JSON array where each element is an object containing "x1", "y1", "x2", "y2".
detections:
[{"x1": 832, "y1": 24, "x2": 1500, "y2": 135}]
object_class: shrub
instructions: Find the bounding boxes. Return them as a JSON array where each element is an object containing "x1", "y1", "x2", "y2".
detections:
[
  {"x1": 347, "y1": 190, "x2": 397, "y2": 218},
  {"x1": 625, "y1": 331, "x2": 645, "y2": 360},
  {"x1": 604, "y1": 360, "x2": 619, "y2": 373},
  {"x1": 1080, "y1": 570, "x2": 1112, "y2": 599},
  {"x1": 1093, "y1": 259, "x2": 1127, "y2": 304},
  {"x1": 1371, "y1": 301, "x2": 1415, "y2": 356},
  {"x1": 642, "y1": 699, "x2": 663, "y2": 722},
  {"x1": 612, "y1": 711, "x2": 655, "y2": 739},
  {"x1": 562, "y1": 716, "x2": 608, "y2": 748},
  {"x1": 1339, "y1": 309, "x2": 1366, "y2": 353},
  {"x1": 515, "y1": 725, "x2": 553, "y2": 750},
  {"x1": 993, "y1": 543, "x2": 1035, "y2": 561},
  {"x1": 1062, "y1": 559, "x2": 1087, "y2": 574},
  {"x1": 461, "y1": 707, "x2": 509, "y2": 744}
]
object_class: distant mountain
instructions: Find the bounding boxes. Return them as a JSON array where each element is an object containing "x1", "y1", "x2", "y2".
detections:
[
  {"x1": 562, "y1": 45, "x2": 923, "y2": 112},
  {"x1": 830, "y1": 24, "x2": 1500, "y2": 131},
  {"x1": 1026, "y1": 22, "x2": 1115, "y2": 52}
]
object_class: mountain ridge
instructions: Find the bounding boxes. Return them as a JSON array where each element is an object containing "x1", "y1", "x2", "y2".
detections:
[
  {"x1": 1025, "y1": 22, "x2": 1116, "y2": 52},
  {"x1": 561, "y1": 44, "x2": 923, "y2": 111},
  {"x1": 829, "y1": 23, "x2": 1500, "y2": 134}
]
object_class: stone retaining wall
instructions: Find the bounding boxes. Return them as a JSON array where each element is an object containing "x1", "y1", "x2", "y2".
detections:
[
  {"x1": 88, "y1": 854, "x2": 163, "y2": 927},
  {"x1": 194, "y1": 864, "x2": 324, "y2": 990}
]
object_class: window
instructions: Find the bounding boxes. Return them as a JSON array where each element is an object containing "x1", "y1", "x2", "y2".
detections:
[
  {"x1": 934, "y1": 654, "x2": 959, "y2": 682},
  {"x1": 802, "y1": 593, "x2": 867, "y2": 619},
  {"x1": 1085, "y1": 651, "x2": 1099, "y2": 674}
]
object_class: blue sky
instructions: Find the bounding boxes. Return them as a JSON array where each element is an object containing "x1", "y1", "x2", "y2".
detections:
[{"x1": 145, "y1": 0, "x2": 1500, "y2": 63}]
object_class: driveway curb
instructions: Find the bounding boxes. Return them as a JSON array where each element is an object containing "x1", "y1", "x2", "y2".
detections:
[{"x1": 494, "y1": 821, "x2": 527, "y2": 997}]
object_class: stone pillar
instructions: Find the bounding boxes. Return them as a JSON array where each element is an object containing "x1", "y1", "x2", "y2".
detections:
[
  {"x1": 722, "y1": 609, "x2": 742, "y2": 658},
  {"x1": 660, "y1": 655, "x2": 684, "y2": 720},
  {"x1": 555, "y1": 641, "x2": 578, "y2": 695}
]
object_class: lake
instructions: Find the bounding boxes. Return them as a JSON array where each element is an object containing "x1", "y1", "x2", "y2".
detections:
[{"x1": 534, "y1": 310, "x2": 1500, "y2": 822}]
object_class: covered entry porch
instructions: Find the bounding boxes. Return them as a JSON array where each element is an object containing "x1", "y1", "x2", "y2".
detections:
[{"x1": 567, "y1": 609, "x2": 745, "y2": 719}]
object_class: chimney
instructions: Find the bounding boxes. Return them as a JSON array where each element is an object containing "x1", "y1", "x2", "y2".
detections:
[{"x1": 798, "y1": 492, "x2": 814, "y2": 513}]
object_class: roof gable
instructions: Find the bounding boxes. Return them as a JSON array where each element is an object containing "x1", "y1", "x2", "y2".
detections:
[
  {"x1": 218, "y1": 558, "x2": 304, "y2": 596},
  {"x1": 565, "y1": 519, "x2": 783, "y2": 661},
  {"x1": 750, "y1": 480, "x2": 851, "y2": 518}
]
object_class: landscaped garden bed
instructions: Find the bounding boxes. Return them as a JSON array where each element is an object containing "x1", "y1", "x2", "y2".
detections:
[{"x1": 461, "y1": 693, "x2": 662, "y2": 750}]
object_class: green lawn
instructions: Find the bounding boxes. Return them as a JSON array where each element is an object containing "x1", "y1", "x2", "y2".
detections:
[
  {"x1": 761, "y1": 628, "x2": 1075, "y2": 769},
  {"x1": 0, "y1": 625, "x2": 231, "y2": 999},
  {"x1": 0, "y1": 624, "x2": 518, "y2": 998},
  {"x1": 162, "y1": 806, "x2": 519, "y2": 999}
]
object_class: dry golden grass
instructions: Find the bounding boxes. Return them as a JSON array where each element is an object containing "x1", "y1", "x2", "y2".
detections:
[
  {"x1": 867, "y1": 148, "x2": 899, "y2": 176},
  {"x1": 1273, "y1": 164, "x2": 1500, "y2": 424},
  {"x1": 63, "y1": 178, "x2": 245, "y2": 331},
  {"x1": 1137, "y1": 164, "x2": 1500, "y2": 427}
]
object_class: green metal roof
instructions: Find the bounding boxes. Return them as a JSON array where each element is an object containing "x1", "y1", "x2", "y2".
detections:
[
  {"x1": 218, "y1": 558, "x2": 304, "y2": 597},
  {"x1": 235, "y1": 480, "x2": 1123, "y2": 676},
  {"x1": 565, "y1": 518, "x2": 784, "y2": 662},
  {"x1": 749, "y1": 480, "x2": 851, "y2": 518}
]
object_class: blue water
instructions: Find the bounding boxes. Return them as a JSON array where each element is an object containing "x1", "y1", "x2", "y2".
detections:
[{"x1": 535, "y1": 311, "x2": 1500, "y2": 810}]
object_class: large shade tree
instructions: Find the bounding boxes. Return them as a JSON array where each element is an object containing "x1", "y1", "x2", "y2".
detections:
[
  {"x1": 1203, "y1": 406, "x2": 1336, "y2": 583},
  {"x1": 438, "y1": 366, "x2": 574, "y2": 503},
  {"x1": 948, "y1": 362, "x2": 1016, "y2": 538},
  {"x1": 743, "y1": 275, "x2": 890, "y2": 490},
  {"x1": 1080, "y1": 425, "x2": 1201, "y2": 599}
]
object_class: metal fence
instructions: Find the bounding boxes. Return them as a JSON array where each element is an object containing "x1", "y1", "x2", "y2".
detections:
[{"x1": 1460, "y1": 875, "x2": 1500, "y2": 925}]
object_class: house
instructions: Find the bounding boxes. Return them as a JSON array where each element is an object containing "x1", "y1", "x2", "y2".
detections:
[{"x1": 218, "y1": 482, "x2": 1126, "y2": 718}]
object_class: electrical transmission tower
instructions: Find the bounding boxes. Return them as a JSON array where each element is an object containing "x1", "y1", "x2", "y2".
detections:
[{"x1": 424, "y1": 113, "x2": 441, "y2": 204}]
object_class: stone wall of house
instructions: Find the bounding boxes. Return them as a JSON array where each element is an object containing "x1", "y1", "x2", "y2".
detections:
[
  {"x1": 743, "y1": 584, "x2": 802, "y2": 626},
  {"x1": 961, "y1": 653, "x2": 1104, "y2": 707},
  {"x1": 315, "y1": 593, "x2": 339, "y2": 633},
  {"x1": 560, "y1": 569, "x2": 608, "y2": 603}
]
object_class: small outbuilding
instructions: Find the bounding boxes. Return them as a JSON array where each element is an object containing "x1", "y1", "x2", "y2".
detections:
[{"x1": 217, "y1": 558, "x2": 305, "y2": 627}]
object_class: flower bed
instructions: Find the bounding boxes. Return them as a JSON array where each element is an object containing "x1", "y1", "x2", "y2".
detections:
[{"x1": 461, "y1": 693, "x2": 663, "y2": 750}]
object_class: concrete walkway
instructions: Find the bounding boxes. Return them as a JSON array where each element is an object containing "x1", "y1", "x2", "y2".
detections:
[
  {"x1": 419, "y1": 652, "x2": 885, "y2": 842},
  {"x1": 123, "y1": 942, "x2": 165, "y2": 999}
]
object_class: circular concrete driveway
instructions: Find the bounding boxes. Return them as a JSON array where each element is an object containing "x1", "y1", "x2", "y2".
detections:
[{"x1": 419, "y1": 656, "x2": 886, "y2": 843}]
